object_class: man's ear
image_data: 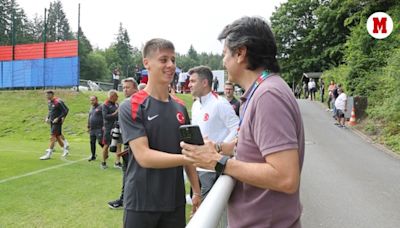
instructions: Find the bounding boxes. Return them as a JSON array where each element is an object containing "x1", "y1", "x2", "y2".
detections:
[
  {"x1": 236, "y1": 46, "x2": 247, "y2": 64},
  {"x1": 143, "y1": 58, "x2": 149, "y2": 70}
]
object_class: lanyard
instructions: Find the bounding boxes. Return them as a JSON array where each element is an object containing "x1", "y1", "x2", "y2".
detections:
[{"x1": 238, "y1": 71, "x2": 270, "y2": 129}]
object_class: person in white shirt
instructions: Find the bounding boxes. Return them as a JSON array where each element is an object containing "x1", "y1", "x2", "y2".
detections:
[
  {"x1": 308, "y1": 78, "x2": 316, "y2": 101},
  {"x1": 177, "y1": 71, "x2": 188, "y2": 93},
  {"x1": 188, "y1": 65, "x2": 239, "y2": 198},
  {"x1": 334, "y1": 88, "x2": 347, "y2": 127},
  {"x1": 112, "y1": 68, "x2": 120, "y2": 90}
]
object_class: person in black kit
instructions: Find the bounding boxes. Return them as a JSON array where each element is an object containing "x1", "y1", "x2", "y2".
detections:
[
  {"x1": 118, "y1": 38, "x2": 201, "y2": 227},
  {"x1": 108, "y1": 77, "x2": 138, "y2": 209},
  {"x1": 40, "y1": 90, "x2": 70, "y2": 160},
  {"x1": 224, "y1": 81, "x2": 241, "y2": 116},
  {"x1": 88, "y1": 95, "x2": 104, "y2": 161},
  {"x1": 101, "y1": 90, "x2": 121, "y2": 169}
]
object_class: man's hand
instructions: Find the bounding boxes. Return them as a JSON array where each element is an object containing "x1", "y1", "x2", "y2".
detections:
[
  {"x1": 190, "y1": 193, "x2": 202, "y2": 217},
  {"x1": 52, "y1": 117, "x2": 59, "y2": 124},
  {"x1": 45, "y1": 117, "x2": 50, "y2": 123},
  {"x1": 181, "y1": 140, "x2": 222, "y2": 170}
]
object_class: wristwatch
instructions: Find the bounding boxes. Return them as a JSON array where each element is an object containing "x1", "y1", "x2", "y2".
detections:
[{"x1": 215, "y1": 155, "x2": 230, "y2": 176}]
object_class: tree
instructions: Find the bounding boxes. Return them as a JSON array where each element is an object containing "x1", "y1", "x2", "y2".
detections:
[
  {"x1": 77, "y1": 27, "x2": 94, "y2": 80},
  {"x1": 114, "y1": 22, "x2": 133, "y2": 78},
  {"x1": 187, "y1": 44, "x2": 198, "y2": 61},
  {"x1": 0, "y1": 0, "x2": 32, "y2": 45},
  {"x1": 270, "y1": 0, "x2": 320, "y2": 83},
  {"x1": 26, "y1": 14, "x2": 44, "y2": 43},
  {"x1": 80, "y1": 51, "x2": 108, "y2": 81},
  {"x1": 46, "y1": 0, "x2": 73, "y2": 42}
]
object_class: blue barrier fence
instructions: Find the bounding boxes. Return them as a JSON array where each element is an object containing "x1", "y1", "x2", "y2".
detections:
[{"x1": 0, "y1": 57, "x2": 79, "y2": 88}]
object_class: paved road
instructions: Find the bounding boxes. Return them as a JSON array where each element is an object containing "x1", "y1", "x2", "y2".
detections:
[{"x1": 299, "y1": 99, "x2": 400, "y2": 228}]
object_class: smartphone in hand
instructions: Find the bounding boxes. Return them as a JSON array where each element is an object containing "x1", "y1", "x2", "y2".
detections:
[{"x1": 179, "y1": 125, "x2": 204, "y2": 145}]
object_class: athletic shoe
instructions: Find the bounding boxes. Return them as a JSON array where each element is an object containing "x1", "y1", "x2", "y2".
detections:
[
  {"x1": 62, "y1": 149, "x2": 69, "y2": 157},
  {"x1": 40, "y1": 149, "x2": 53, "y2": 160},
  {"x1": 63, "y1": 140, "x2": 70, "y2": 150},
  {"x1": 101, "y1": 162, "x2": 108, "y2": 169},
  {"x1": 114, "y1": 162, "x2": 122, "y2": 169},
  {"x1": 108, "y1": 199, "x2": 123, "y2": 209},
  {"x1": 88, "y1": 156, "x2": 96, "y2": 162}
]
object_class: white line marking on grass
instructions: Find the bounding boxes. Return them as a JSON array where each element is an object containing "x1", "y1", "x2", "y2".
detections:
[{"x1": 0, "y1": 157, "x2": 87, "y2": 184}]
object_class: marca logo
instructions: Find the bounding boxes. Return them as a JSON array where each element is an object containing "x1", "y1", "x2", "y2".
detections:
[{"x1": 367, "y1": 12, "x2": 393, "y2": 39}]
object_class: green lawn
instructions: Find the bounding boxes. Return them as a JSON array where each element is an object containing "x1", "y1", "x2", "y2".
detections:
[{"x1": 0, "y1": 90, "x2": 194, "y2": 227}]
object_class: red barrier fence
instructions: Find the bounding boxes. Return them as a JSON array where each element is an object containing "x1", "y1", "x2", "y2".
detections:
[{"x1": 0, "y1": 40, "x2": 78, "y2": 61}]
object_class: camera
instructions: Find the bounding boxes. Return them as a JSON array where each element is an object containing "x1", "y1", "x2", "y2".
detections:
[{"x1": 109, "y1": 122, "x2": 121, "y2": 152}]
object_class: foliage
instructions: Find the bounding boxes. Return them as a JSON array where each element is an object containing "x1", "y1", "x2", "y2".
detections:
[
  {"x1": 80, "y1": 52, "x2": 108, "y2": 81},
  {"x1": 0, "y1": 0, "x2": 33, "y2": 45},
  {"x1": 312, "y1": 1, "x2": 400, "y2": 152},
  {"x1": 46, "y1": 0, "x2": 73, "y2": 42}
]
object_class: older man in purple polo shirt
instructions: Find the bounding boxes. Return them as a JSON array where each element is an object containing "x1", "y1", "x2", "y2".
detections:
[{"x1": 181, "y1": 16, "x2": 305, "y2": 228}]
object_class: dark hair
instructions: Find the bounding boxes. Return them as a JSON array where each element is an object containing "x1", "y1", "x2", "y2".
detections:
[
  {"x1": 142, "y1": 38, "x2": 175, "y2": 58},
  {"x1": 45, "y1": 90, "x2": 54, "y2": 95},
  {"x1": 218, "y1": 16, "x2": 280, "y2": 73},
  {"x1": 188, "y1": 66, "x2": 213, "y2": 88}
]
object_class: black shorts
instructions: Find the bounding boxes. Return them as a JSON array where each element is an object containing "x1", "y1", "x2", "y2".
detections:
[
  {"x1": 50, "y1": 123, "x2": 62, "y2": 136},
  {"x1": 103, "y1": 127, "x2": 122, "y2": 145},
  {"x1": 90, "y1": 128, "x2": 103, "y2": 142},
  {"x1": 336, "y1": 109, "x2": 345, "y2": 118},
  {"x1": 123, "y1": 206, "x2": 185, "y2": 228},
  {"x1": 103, "y1": 128, "x2": 112, "y2": 145}
]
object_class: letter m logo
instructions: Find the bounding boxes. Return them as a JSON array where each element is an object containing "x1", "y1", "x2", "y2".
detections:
[{"x1": 373, "y1": 17, "x2": 387, "y2": 33}]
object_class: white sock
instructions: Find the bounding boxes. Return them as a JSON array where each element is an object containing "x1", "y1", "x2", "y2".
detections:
[{"x1": 63, "y1": 139, "x2": 69, "y2": 145}]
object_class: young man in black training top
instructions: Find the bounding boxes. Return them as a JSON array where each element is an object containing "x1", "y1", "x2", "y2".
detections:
[
  {"x1": 118, "y1": 38, "x2": 201, "y2": 227},
  {"x1": 40, "y1": 90, "x2": 70, "y2": 160},
  {"x1": 88, "y1": 95, "x2": 104, "y2": 161}
]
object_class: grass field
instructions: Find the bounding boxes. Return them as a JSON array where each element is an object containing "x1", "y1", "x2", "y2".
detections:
[{"x1": 0, "y1": 90, "x2": 194, "y2": 227}]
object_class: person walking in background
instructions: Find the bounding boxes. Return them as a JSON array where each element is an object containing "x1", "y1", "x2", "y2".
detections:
[
  {"x1": 108, "y1": 78, "x2": 138, "y2": 209},
  {"x1": 112, "y1": 68, "x2": 121, "y2": 90},
  {"x1": 177, "y1": 70, "x2": 187, "y2": 93},
  {"x1": 320, "y1": 78, "x2": 325, "y2": 103},
  {"x1": 308, "y1": 78, "x2": 316, "y2": 101},
  {"x1": 88, "y1": 96, "x2": 104, "y2": 161},
  {"x1": 101, "y1": 90, "x2": 121, "y2": 169},
  {"x1": 335, "y1": 87, "x2": 347, "y2": 128},
  {"x1": 212, "y1": 76, "x2": 219, "y2": 92},
  {"x1": 302, "y1": 81, "x2": 308, "y2": 99},
  {"x1": 295, "y1": 83, "x2": 302, "y2": 99},
  {"x1": 327, "y1": 80, "x2": 336, "y2": 110},
  {"x1": 40, "y1": 90, "x2": 70, "y2": 160},
  {"x1": 181, "y1": 16, "x2": 305, "y2": 228},
  {"x1": 118, "y1": 38, "x2": 201, "y2": 227}
]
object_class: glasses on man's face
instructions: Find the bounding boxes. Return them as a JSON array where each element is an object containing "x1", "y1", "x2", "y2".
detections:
[{"x1": 225, "y1": 88, "x2": 233, "y2": 91}]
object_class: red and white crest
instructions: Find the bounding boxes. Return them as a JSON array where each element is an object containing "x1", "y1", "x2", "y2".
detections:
[
  {"x1": 203, "y1": 113, "x2": 209, "y2": 121},
  {"x1": 176, "y1": 112, "x2": 185, "y2": 124}
]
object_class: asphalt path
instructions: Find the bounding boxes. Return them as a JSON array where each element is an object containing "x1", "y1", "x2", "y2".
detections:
[{"x1": 299, "y1": 99, "x2": 400, "y2": 228}]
